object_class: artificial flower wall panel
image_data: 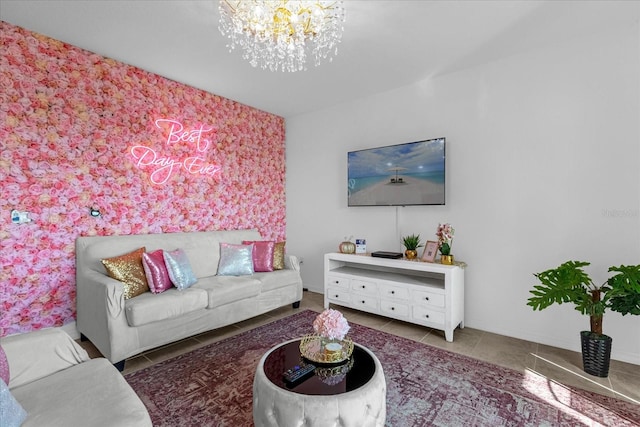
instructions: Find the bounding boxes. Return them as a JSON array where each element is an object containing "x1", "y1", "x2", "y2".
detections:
[{"x1": 0, "y1": 22, "x2": 286, "y2": 336}]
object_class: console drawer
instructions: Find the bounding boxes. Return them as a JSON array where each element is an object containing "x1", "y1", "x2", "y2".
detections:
[
  {"x1": 351, "y1": 295, "x2": 378, "y2": 311},
  {"x1": 350, "y1": 279, "x2": 378, "y2": 295},
  {"x1": 326, "y1": 287, "x2": 350, "y2": 304},
  {"x1": 380, "y1": 300, "x2": 410, "y2": 317},
  {"x1": 412, "y1": 289, "x2": 445, "y2": 308},
  {"x1": 412, "y1": 306, "x2": 445, "y2": 325},
  {"x1": 379, "y1": 284, "x2": 410, "y2": 300},
  {"x1": 326, "y1": 275, "x2": 349, "y2": 289}
]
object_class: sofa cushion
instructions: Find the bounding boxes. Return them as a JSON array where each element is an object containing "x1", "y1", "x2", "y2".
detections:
[
  {"x1": 0, "y1": 378, "x2": 27, "y2": 427},
  {"x1": 142, "y1": 250, "x2": 173, "y2": 294},
  {"x1": 101, "y1": 247, "x2": 150, "y2": 299},
  {"x1": 254, "y1": 270, "x2": 303, "y2": 292},
  {"x1": 11, "y1": 358, "x2": 151, "y2": 427},
  {"x1": 217, "y1": 243, "x2": 254, "y2": 276},
  {"x1": 164, "y1": 248, "x2": 198, "y2": 290},
  {"x1": 194, "y1": 276, "x2": 261, "y2": 309},
  {"x1": 125, "y1": 288, "x2": 208, "y2": 327}
]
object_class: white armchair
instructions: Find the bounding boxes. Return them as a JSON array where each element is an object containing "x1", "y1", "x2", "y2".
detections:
[{"x1": 1, "y1": 328, "x2": 151, "y2": 427}]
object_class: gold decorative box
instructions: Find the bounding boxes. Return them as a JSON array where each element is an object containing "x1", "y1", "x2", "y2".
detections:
[{"x1": 299, "y1": 334, "x2": 354, "y2": 364}]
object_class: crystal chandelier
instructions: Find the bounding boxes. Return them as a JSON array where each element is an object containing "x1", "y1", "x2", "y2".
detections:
[{"x1": 218, "y1": 1, "x2": 346, "y2": 72}]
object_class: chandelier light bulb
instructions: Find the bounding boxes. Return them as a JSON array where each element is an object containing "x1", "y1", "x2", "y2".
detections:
[{"x1": 219, "y1": 0, "x2": 346, "y2": 72}]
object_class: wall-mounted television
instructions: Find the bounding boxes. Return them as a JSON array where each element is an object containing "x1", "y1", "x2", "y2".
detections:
[{"x1": 348, "y1": 137, "x2": 445, "y2": 206}]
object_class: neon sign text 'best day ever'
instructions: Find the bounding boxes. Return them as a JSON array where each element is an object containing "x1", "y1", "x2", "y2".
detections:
[{"x1": 130, "y1": 119, "x2": 222, "y2": 185}]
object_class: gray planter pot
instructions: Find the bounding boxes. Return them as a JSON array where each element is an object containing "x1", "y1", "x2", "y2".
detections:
[{"x1": 580, "y1": 331, "x2": 612, "y2": 377}]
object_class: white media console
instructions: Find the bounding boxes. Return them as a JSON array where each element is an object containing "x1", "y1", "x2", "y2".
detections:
[{"x1": 324, "y1": 252, "x2": 465, "y2": 342}]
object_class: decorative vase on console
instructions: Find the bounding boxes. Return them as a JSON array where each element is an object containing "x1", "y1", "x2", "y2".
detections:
[
  {"x1": 402, "y1": 234, "x2": 423, "y2": 260},
  {"x1": 339, "y1": 236, "x2": 356, "y2": 254},
  {"x1": 436, "y1": 223, "x2": 455, "y2": 265}
]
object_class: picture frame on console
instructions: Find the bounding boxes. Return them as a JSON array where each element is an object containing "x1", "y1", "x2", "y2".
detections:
[{"x1": 421, "y1": 241, "x2": 438, "y2": 263}]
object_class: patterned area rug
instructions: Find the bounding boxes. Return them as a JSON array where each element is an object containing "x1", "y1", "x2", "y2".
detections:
[{"x1": 125, "y1": 310, "x2": 640, "y2": 426}]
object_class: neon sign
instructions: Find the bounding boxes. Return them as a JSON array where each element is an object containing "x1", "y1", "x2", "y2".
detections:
[{"x1": 130, "y1": 119, "x2": 222, "y2": 185}]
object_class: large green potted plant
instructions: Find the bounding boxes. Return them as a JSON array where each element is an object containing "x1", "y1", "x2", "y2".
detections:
[
  {"x1": 528, "y1": 260, "x2": 640, "y2": 377},
  {"x1": 401, "y1": 234, "x2": 422, "y2": 260}
]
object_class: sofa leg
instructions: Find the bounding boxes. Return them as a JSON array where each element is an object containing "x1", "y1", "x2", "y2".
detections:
[
  {"x1": 292, "y1": 301, "x2": 300, "y2": 309},
  {"x1": 113, "y1": 360, "x2": 125, "y2": 372}
]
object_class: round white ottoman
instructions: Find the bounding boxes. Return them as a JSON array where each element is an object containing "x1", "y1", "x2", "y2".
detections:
[{"x1": 253, "y1": 338, "x2": 386, "y2": 427}]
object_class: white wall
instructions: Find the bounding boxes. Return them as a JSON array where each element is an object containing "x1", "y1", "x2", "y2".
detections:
[{"x1": 286, "y1": 24, "x2": 640, "y2": 364}]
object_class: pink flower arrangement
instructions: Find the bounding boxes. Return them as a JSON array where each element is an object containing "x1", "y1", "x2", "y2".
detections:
[
  {"x1": 313, "y1": 309, "x2": 350, "y2": 340},
  {"x1": 436, "y1": 223, "x2": 455, "y2": 255}
]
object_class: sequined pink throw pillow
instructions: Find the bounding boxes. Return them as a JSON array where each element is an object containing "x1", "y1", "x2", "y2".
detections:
[
  {"x1": 242, "y1": 240, "x2": 275, "y2": 272},
  {"x1": 142, "y1": 250, "x2": 173, "y2": 294}
]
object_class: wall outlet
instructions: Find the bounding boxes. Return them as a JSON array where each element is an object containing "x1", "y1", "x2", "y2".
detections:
[{"x1": 11, "y1": 210, "x2": 31, "y2": 224}]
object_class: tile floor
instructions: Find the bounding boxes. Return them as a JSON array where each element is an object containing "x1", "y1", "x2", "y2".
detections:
[{"x1": 79, "y1": 290, "x2": 640, "y2": 405}]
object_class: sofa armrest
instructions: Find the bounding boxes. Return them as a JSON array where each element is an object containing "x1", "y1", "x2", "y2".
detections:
[
  {"x1": 76, "y1": 269, "x2": 130, "y2": 362},
  {"x1": 79, "y1": 270, "x2": 126, "y2": 319},
  {"x1": 1, "y1": 328, "x2": 89, "y2": 389},
  {"x1": 285, "y1": 254, "x2": 301, "y2": 272}
]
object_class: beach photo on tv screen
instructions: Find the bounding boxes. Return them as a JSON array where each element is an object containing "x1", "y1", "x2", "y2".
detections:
[{"x1": 347, "y1": 137, "x2": 445, "y2": 206}]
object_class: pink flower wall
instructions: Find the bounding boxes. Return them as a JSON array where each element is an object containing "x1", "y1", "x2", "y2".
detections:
[{"x1": 0, "y1": 22, "x2": 286, "y2": 336}]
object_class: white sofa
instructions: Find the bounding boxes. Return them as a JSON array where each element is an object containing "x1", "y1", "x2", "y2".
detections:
[
  {"x1": 76, "y1": 229, "x2": 303, "y2": 369},
  {"x1": 1, "y1": 328, "x2": 151, "y2": 426}
]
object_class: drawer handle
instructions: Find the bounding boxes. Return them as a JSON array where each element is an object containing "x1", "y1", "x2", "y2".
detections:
[
  {"x1": 391, "y1": 290, "x2": 395, "y2": 294},
  {"x1": 361, "y1": 285, "x2": 366, "y2": 289},
  {"x1": 361, "y1": 300, "x2": 365, "y2": 304},
  {"x1": 334, "y1": 280, "x2": 339, "y2": 284},
  {"x1": 391, "y1": 307, "x2": 395, "y2": 311},
  {"x1": 425, "y1": 314, "x2": 430, "y2": 318},
  {"x1": 425, "y1": 296, "x2": 429, "y2": 301},
  {"x1": 335, "y1": 294, "x2": 339, "y2": 298}
]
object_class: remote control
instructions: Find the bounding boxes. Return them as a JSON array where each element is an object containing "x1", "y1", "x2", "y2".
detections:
[{"x1": 283, "y1": 363, "x2": 316, "y2": 384}]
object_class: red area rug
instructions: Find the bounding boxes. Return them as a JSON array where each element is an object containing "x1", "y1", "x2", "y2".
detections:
[{"x1": 125, "y1": 310, "x2": 640, "y2": 426}]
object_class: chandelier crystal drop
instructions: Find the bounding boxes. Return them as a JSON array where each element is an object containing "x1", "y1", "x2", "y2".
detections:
[{"x1": 218, "y1": 1, "x2": 346, "y2": 72}]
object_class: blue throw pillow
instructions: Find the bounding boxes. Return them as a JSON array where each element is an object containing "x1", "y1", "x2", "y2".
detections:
[
  {"x1": 217, "y1": 243, "x2": 254, "y2": 276},
  {"x1": 0, "y1": 378, "x2": 27, "y2": 427},
  {"x1": 163, "y1": 249, "x2": 198, "y2": 290}
]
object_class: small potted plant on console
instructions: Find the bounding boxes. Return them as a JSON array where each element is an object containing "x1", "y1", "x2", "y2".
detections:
[
  {"x1": 528, "y1": 260, "x2": 640, "y2": 377},
  {"x1": 402, "y1": 234, "x2": 423, "y2": 260}
]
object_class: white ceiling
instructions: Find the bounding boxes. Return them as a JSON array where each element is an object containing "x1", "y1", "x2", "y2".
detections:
[{"x1": 1, "y1": 1, "x2": 639, "y2": 118}]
